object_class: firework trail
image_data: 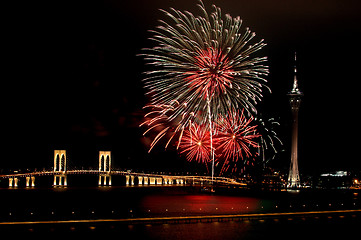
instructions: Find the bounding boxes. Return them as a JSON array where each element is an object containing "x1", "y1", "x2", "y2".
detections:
[
  {"x1": 254, "y1": 117, "x2": 284, "y2": 167},
  {"x1": 140, "y1": 101, "x2": 194, "y2": 152}
]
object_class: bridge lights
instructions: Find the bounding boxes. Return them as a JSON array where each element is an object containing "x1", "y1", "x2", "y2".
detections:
[
  {"x1": 53, "y1": 150, "x2": 67, "y2": 186},
  {"x1": 98, "y1": 151, "x2": 112, "y2": 186}
]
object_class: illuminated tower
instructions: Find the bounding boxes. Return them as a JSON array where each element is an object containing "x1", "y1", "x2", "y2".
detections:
[
  {"x1": 98, "y1": 151, "x2": 112, "y2": 186},
  {"x1": 287, "y1": 53, "x2": 302, "y2": 188},
  {"x1": 53, "y1": 150, "x2": 67, "y2": 186}
]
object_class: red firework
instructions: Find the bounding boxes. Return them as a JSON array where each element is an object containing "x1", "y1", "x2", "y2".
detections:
[
  {"x1": 178, "y1": 123, "x2": 213, "y2": 164},
  {"x1": 186, "y1": 48, "x2": 234, "y2": 98},
  {"x1": 141, "y1": 2, "x2": 269, "y2": 177},
  {"x1": 177, "y1": 110, "x2": 259, "y2": 175},
  {"x1": 215, "y1": 110, "x2": 260, "y2": 161},
  {"x1": 215, "y1": 110, "x2": 260, "y2": 174}
]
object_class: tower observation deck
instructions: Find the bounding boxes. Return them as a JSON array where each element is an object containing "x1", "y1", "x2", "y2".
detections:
[{"x1": 287, "y1": 53, "x2": 303, "y2": 188}]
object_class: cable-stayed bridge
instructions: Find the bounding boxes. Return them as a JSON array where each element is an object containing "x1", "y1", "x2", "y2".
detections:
[{"x1": 0, "y1": 150, "x2": 245, "y2": 188}]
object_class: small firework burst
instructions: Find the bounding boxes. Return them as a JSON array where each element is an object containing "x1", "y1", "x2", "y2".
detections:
[
  {"x1": 215, "y1": 110, "x2": 260, "y2": 161},
  {"x1": 176, "y1": 110, "x2": 259, "y2": 175},
  {"x1": 215, "y1": 110, "x2": 260, "y2": 174},
  {"x1": 178, "y1": 122, "x2": 213, "y2": 164}
]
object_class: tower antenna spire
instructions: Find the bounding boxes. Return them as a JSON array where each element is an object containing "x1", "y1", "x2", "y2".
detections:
[{"x1": 291, "y1": 52, "x2": 300, "y2": 93}]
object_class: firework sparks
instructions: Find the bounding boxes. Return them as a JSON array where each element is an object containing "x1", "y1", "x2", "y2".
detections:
[
  {"x1": 215, "y1": 111, "x2": 259, "y2": 161},
  {"x1": 215, "y1": 110, "x2": 260, "y2": 174},
  {"x1": 140, "y1": 102, "x2": 186, "y2": 152},
  {"x1": 140, "y1": 1, "x2": 268, "y2": 176},
  {"x1": 141, "y1": 0, "x2": 269, "y2": 129},
  {"x1": 176, "y1": 110, "x2": 260, "y2": 175},
  {"x1": 178, "y1": 122, "x2": 213, "y2": 164},
  {"x1": 254, "y1": 117, "x2": 284, "y2": 167}
]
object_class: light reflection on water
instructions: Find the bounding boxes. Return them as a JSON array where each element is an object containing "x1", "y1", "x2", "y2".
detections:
[
  {"x1": 0, "y1": 186, "x2": 360, "y2": 222},
  {"x1": 6, "y1": 215, "x2": 360, "y2": 239},
  {"x1": 140, "y1": 194, "x2": 262, "y2": 216},
  {"x1": 127, "y1": 216, "x2": 359, "y2": 240},
  {"x1": 0, "y1": 186, "x2": 360, "y2": 238},
  {"x1": 142, "y1": 221, "x2": 252, "y2": 240}
]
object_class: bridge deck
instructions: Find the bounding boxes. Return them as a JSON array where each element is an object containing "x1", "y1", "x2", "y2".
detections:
[{"x1": 0, "y1": 170, "x2": 245, "y2": 186}]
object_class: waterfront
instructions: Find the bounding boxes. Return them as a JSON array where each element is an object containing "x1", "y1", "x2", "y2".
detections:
[
  {"x1": 2, "y1": 213, "x2": 360, "y2": 239},
  {"x1": 0, "y1": 186, "x2": 360, "y2": 238}
]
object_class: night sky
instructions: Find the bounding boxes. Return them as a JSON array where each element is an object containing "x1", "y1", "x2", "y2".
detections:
[{"x1": 3, "y1": 0, "x2": 361, "y2": 174}]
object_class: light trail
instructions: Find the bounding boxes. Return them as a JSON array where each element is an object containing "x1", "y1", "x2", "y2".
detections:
[{"x1": 1, "y1": 209, "x2": 360, "y2": 226}]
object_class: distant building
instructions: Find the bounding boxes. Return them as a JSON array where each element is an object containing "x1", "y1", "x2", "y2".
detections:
[
  {"x1": 316, "y1": 171, "x2": 352, "y2": 189},
  {"x1": 320, "y1": 171, "x2": 348, "y2": 177}
]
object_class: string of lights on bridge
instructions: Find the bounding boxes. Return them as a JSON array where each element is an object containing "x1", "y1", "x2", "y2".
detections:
[{"x1": 0, "y1": 150, "x2": 242, "y2": 188}]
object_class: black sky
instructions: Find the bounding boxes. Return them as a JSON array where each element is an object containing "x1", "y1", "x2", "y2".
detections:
[{"x1": 3, "y1": 0, "x2": 361, "y2": 174}]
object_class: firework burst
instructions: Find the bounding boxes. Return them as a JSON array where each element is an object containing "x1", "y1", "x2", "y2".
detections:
[
  {"x1": 176, "y1": 110, "x2": 260, "y2": 175},
  {"x1": 141, "y1": 0, "x2": 269, "y2": 130},
  {"x1": 215, "y1": 110, "x2": 260, "y2": 174},
  {"x1": 178, "y1": 122, "x2": 213, "y2": 164},
  {"x1": 141, "y1": 1, "x2": 269, "y2": 177},
  {"x1": 215, "y1": 110, "x2": 259, "y2": 161}
]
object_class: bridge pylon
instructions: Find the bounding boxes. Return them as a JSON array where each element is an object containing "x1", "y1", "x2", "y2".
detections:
[
  {"x1": 26, "y1": 176, "x2": 35, "y2": 187},
  {"x1": 8, "y1": 178, "x2": 19, "y2": 187},
  {"x1": 53, "y1": 150, "x2": 67, "y2": 186},
  {"x1": 98, "y1": 151, "x2": 111, "y2": 186}
]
